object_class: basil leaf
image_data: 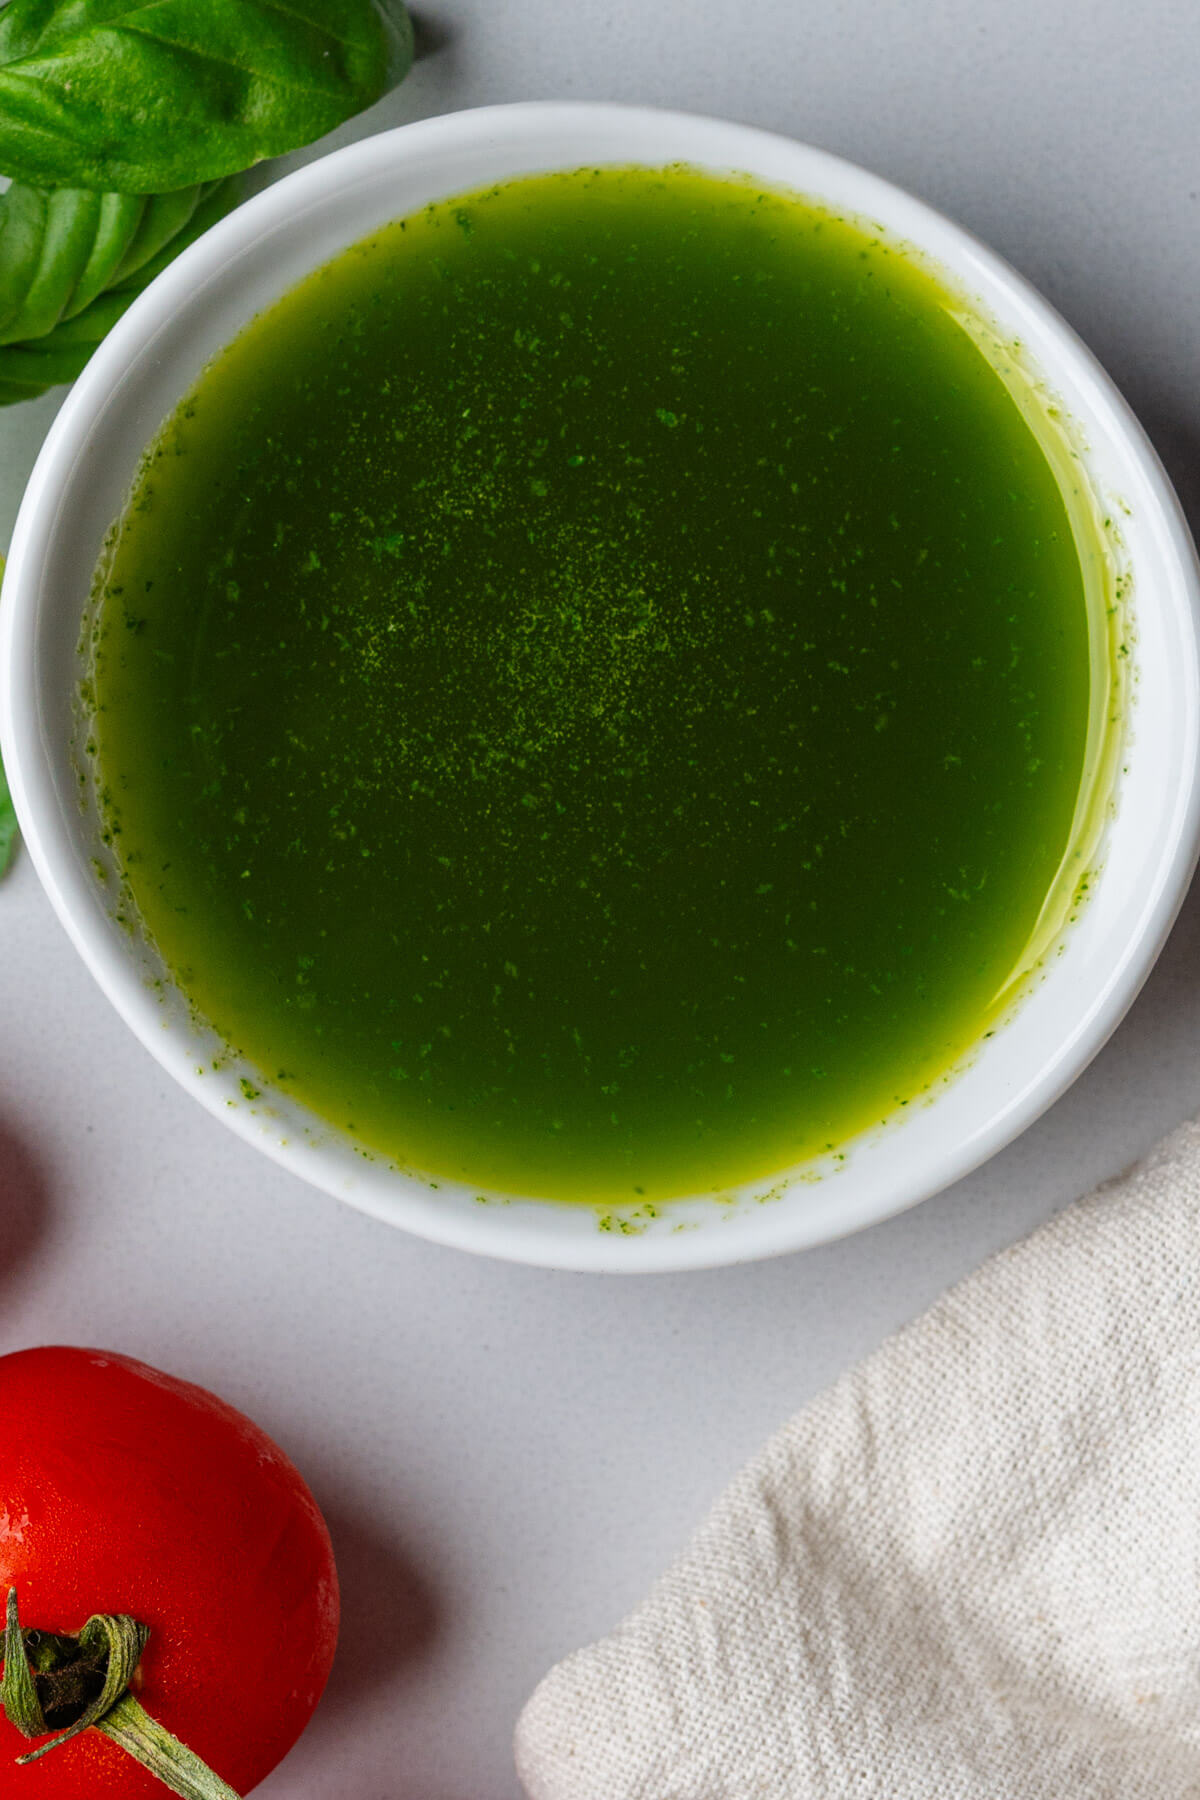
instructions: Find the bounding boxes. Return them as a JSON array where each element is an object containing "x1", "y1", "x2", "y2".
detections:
[
  {"x1": 107, "y1": 184, "x2": 207, "y2": 284},
  {"x1": 0, "y1": 184, "x2": 103, "y2": 338},
  {"x1": 60, "y1": 188, "x2": 144, "y2": 313},
  {"x1": 0, "y1": 558, "x2": 14, "y2": 875},
  {"x1": 0, "y1": 181, "x2": 218, "y2": 341},
  {"x1": 0, "y1": 173, "x2": 237, "y2": 400},
  {"x1": 0, "y1": 0, "x2": 413, "y2": 193},
  {"x1": 0, "y1": 741, "x2": 17, "y2": 874}
]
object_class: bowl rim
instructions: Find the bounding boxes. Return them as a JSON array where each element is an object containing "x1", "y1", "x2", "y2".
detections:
[{"x1": 3, "y1": 99, "x2": 1200, "y2": 1272}]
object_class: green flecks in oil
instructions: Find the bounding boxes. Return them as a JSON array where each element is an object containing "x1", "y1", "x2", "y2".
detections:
[{"x1": 87, "y1": 165, "x2": 1107, "y2": 1205}]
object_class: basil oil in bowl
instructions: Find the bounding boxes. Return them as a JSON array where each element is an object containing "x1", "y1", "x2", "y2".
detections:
[
  {"x1": 5, "y1": 105, "x2": 1198, "y2": 1268},
  {"x1": 89, "y1": 169, "x2": 1108, "y2": 1204}
]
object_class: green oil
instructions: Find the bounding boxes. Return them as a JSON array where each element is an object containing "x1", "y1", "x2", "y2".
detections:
[{"x1": 88, "y1": 165, "x2": 1108, "y2": 1203}]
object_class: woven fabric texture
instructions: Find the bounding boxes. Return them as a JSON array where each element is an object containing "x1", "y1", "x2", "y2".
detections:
[{"x1": 516, "y1": 1120, "x2": 1200, "y2": 1798}]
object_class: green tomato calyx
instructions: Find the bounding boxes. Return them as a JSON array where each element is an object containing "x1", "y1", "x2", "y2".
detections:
[{"x1": 2, "y1": 1587, "x2": 241, "y2": 1798}]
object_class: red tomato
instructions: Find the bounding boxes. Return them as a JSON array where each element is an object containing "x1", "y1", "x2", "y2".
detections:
[{"x1": 0, "y1": 1346, "x2": 339, "y2": 1795}]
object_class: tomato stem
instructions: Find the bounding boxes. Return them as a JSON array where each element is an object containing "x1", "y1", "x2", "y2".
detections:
[
  {"x1": 2, "y1": 1589, "x2": 242, "y2": 1800},
  {"x1": 96, "y1": 1691, "x2": 244, "y2": 1798}
]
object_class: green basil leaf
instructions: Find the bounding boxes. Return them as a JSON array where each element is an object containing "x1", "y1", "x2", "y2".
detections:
[
  {"x1": 0, "y1": 0, "x2": 414, "y2": 192},
  {"x1": 0, "y1": 286, "x2": 133, "y2": 384},
  {"x1": 0, "y1": 184, "x2": 103, "y2": 337},
  {"x1": 0, "y1": 173, "x2": 237, "y2": 400},
  {"x1": 0, "y1": 763, "x2": 14, "y2": 873},
  {"x1": 107, "y1": 175, "x2": 233, "y2": 288},
  {"x1": 0, "y1": 180, "x2": 220, "y2": 344},
  {"x1": 60, "y1": 188, "x2": 144, "y2": 314},
  {"x1": 0, "y1": 374, "x2": 47, "y2": 399},
  {"x1": 107, "y1": 183, "x2": 205, "y2": 283},
  {"x1": 0, "y1": 181, "x2": 218, "y2": 341},
  {"x1": 0, "y1": 558, "x2": 15, "y2": 875}
]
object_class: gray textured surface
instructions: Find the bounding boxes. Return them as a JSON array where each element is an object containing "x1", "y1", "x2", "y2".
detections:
[{"x1": 1, "y1": 5, "x2": 1198, "y2": 1795}]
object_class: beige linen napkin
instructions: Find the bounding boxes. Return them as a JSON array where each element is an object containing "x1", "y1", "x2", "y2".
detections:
[{"x1": 516, "y1": 1119, "x2": 1200, "y2": 1798}]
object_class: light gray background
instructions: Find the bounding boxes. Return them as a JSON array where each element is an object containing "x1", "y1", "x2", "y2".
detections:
[{"x1": 2, "y1": 4, "x2": 1198, "y2": 1795}]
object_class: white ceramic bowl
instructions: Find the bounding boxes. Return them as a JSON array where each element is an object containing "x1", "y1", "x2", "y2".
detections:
[{"x1": 3, "y1": 102, "x2": 1199, "y2": 1271}]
